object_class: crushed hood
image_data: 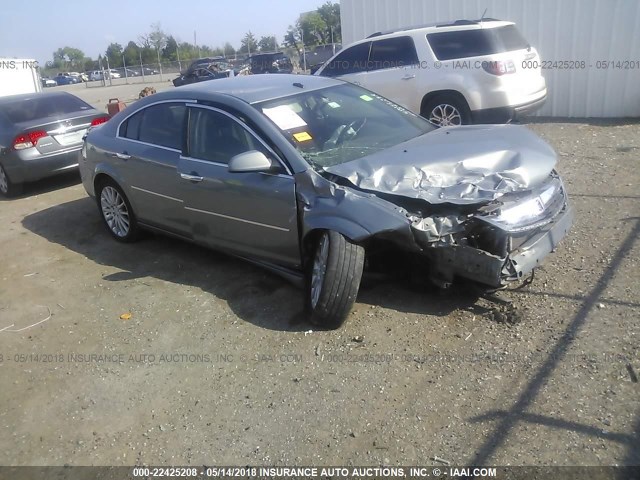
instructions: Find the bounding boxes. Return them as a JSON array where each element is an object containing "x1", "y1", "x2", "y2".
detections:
[{"x1": 324, "y1": 124, "x2": 557, "y2": 205}]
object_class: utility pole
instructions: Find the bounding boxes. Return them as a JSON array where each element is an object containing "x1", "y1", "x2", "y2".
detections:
[
  {"x1": 299, "y1": 29, "x2": 306, "y2": 72},
  {"x1": 122, "y1": 54, "x2": 128, "y2": 83},
  {"x1": 156, "y1": 47, "x2": 163, "y2": 81},
  {"x1": 139, "y1": 50, "x2": 145, "y2": 82}
]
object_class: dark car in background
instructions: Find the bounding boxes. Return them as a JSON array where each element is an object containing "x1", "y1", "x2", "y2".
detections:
[
  {"x1": 79, "y1": 75, "x2": 573, "y2": 328},
  {"x1": 173, "y1": 58, "x2": 235, "y2": 87},
  {"x1": 53, "y1": 74, "x2": 80, "y2": 85},
  {"x1": 308, "y1": 43, "x2": 342, "y2": 73},
  {"x1": 0, "y1": 91, "x2": 109, "y2": 196},
  {"x1": 249, "y1": 52, "x2": 293, "y2": 74},
  {"x1": 185, "y1": 57, "x2": 227, "y2": 71},
  {"x1": 114, "y1": 67, "x2": 139, "y2": 78},
  {"x1": 131, "y1": 67, "x2": 160, "y2": 76},
  {"x1": 173, "y1": 65, "x2": 232, "y2": 87}
]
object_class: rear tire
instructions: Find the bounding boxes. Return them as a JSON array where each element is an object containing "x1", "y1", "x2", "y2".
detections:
[
  {"x1": 96, "y1": 179, "x2": 140, "y2": 242},
  {"x1": 421, "y1": 94, "x2": 471, "y2": 127},
  {"x1": 306, "y1": 231, "x2": 365, "y2": 329},
  {"x1": 0, "y1": 164, "x2": 23, "y2": 198}
]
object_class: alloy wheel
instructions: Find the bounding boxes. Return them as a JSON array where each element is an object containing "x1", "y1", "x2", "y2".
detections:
[
  {"x1": 310, "y1": 233, "x2": 330, "y2": 309},
  {"x1": 0, "y1": 166, "x2": 8, "y2": 195},
  {"x1": 429, "y1": 103, "x2": 463, "y2": 127},
  {"x1": 100, "y1": 186, "x2": 130, "y2": 238}
]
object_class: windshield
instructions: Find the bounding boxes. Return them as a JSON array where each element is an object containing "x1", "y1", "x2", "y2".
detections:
[{"x1": 254, "y1": 84, "x2": 434, "y2": 169}]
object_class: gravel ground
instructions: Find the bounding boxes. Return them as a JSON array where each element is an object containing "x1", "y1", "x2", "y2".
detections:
[{"x1": 0, "y1": 113, "x2": 638, "y2": 468}]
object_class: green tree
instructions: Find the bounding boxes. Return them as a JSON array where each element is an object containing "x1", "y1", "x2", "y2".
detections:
[
  {"x1": 258, "y1": 36, "x2": 277, "y2": 52},
  {"x1": 300, "y1": 11, "x2": 328, "y2": 46},
  {"x1": 105, "y1": 43, "x2": 124, "y2": 68},
  {"x1": 284, "y1": 27, "x2": 302, "y2": 58},
  {"x1": 223, "y1": 42, "x2": 236, "y2": 57},
  {"x1": 240, "y1": 31, "x2": 258, "y2": 55},
  {"x1": 163, "y1": 36, "x2": 178, "y2": 61},
  {"x1": 52, "y1": 46, "x2": 86, "y2": 70},
  {"x1": 123, "y1": 41, "x2": 140, "y2": 66},
  {"x1": 317, "y1": 1, "x2": 341, "y2": 43}
]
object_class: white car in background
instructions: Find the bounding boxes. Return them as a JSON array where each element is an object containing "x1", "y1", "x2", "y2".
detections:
[
  {"x1": 89, "y1": 70, "x2": 121, "y2": 81},
  {"x1": 316, "y1": 18, "x2": 547, "y2": 126}
]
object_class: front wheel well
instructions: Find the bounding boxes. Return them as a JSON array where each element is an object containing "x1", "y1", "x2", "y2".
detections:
[
  {"x1": 94, "y1": 173, "x2": 116, "y2": 193},
  {"x1": 420, "y1": 90, "x2": 470, "y2": 116},
  {"x1": 302, "y1": 228, "x2": 364, "y2": 266}
]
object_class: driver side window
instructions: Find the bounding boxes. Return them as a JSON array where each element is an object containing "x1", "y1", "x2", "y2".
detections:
[{"x1": 188, "y1": 107, "x2": 266, "y2": 165}]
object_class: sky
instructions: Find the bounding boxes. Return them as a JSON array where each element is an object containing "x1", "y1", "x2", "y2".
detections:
[{"x1": 0, "y1": 0, "x2": 326, "y2": 65}]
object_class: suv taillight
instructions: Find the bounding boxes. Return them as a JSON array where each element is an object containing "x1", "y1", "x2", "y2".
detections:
[
  {"x1": 482, "y1": 60, "x2": 516, "y2": 76},
  {"x1": 13, "y1": 130, "x2": 47, "y2": 150},
  {"x1": 91, "y1": 116, "x2": 110, "y2": 126}
]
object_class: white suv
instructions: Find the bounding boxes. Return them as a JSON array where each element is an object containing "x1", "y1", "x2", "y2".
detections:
[{"x1": 316, "y1": 19, "x2": 547, "y2": 126}]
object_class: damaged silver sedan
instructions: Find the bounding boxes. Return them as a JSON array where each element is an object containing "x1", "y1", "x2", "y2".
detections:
[{"x1": 80, "y1": 75, "x2": 573, "y2": 328}]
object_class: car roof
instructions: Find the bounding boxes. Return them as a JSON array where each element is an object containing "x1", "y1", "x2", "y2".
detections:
[
  {"x1": 167, "y1": 74, "x2": 344, "y2": 104},
  {"x1": 363, "y1": 18, "x2": 514, "y2": 40},
  {"x1": 250, "y1": 52, "x2": 287, "y2": 59}
]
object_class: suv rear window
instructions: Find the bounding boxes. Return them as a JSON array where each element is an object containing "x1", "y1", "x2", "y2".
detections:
[
  {"x1": 0, "y1": 94, "x2": 93, "y2": 124},
  {"x1": 427, "y1": 25, "x2": 529, "y2": 60}
]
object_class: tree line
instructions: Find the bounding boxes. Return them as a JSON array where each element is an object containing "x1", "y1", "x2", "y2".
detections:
[{"x1": 47, "y1": 1, "x2": 341, "y2": 72}]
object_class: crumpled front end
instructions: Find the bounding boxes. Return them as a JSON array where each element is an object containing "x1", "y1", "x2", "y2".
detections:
[{"x1": 410, "y1": 172, "x2": 574, "y2": 288}]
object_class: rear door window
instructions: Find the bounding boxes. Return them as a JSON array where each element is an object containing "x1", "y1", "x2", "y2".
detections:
[
  {"x1": 368, "y1": 36, "x2": 419, "y2": 70},
  {"x1": 428, "y1": 25, "x2": 529, "y2": 60},
  {"x1": 320, "y1": 42, "x2": 371, "y2": 76},
  {"x1": 120, "y1": 103, "x2": 186, "y2": 150}
]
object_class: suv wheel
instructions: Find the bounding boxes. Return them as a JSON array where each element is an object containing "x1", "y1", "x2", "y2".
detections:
[
  {"x1": 422, "y1": 95, "x2": 471, "y2": 127},
  {"x1": 306, "y1": 231, "x2": 365, "y2": 329},
  {"x1": 0, "y1": 164, "x2": 23, "y2": 198}
]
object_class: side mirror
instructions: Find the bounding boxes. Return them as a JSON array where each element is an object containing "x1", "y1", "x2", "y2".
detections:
[{"x1": 228, "y1": 150, "x2": 273, "y2": 173}]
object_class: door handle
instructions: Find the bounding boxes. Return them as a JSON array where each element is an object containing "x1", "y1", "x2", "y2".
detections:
[
  {"x1": 180, "y1": 173, "x2": 204, "y2": 182},
  {"x1": 402, "y1": 74, "x2": 416, "y2": 80},
  {"x1": 114, "y1": 152, "x2": 131, "y2": 160}
]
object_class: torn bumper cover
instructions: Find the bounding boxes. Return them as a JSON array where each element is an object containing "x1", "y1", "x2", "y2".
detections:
[{"x1": 416, "y1": 202, "x2": 574, "y2": 288}]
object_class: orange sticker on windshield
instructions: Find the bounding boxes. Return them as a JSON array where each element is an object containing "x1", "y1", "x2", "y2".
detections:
[{"x1": 293, "y1": 132, "x2": 313, "y2": 142}]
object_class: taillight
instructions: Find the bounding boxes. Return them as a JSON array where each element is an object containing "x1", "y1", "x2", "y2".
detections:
[
  {"x1": 91, "y1": 116, "x2": 110, "y2": 126},
  {"x1": 482, "y1": 60, "x2": 516, "y2": 76},
  {"x1": 13, "y1": 130, "x2": 47, "y2": 150}
]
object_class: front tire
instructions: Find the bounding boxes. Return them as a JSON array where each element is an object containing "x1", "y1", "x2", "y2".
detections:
[
  {"x1": 306, "y1": 231, "x2": 365, "y2": 329},
  {"x1": 0, "y1": 164, "x2": 23, "y2": 198},
  {"x1": 421, "y1": 95, "x2": 471, "y2": 127},
  {"x1": 97, "y1": 179, "x2": 140, "y2": 242}
]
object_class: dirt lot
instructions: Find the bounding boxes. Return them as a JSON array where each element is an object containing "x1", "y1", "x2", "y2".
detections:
[{"x1": 0, "y1": 100, "x2": 638, "y2": 467}]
